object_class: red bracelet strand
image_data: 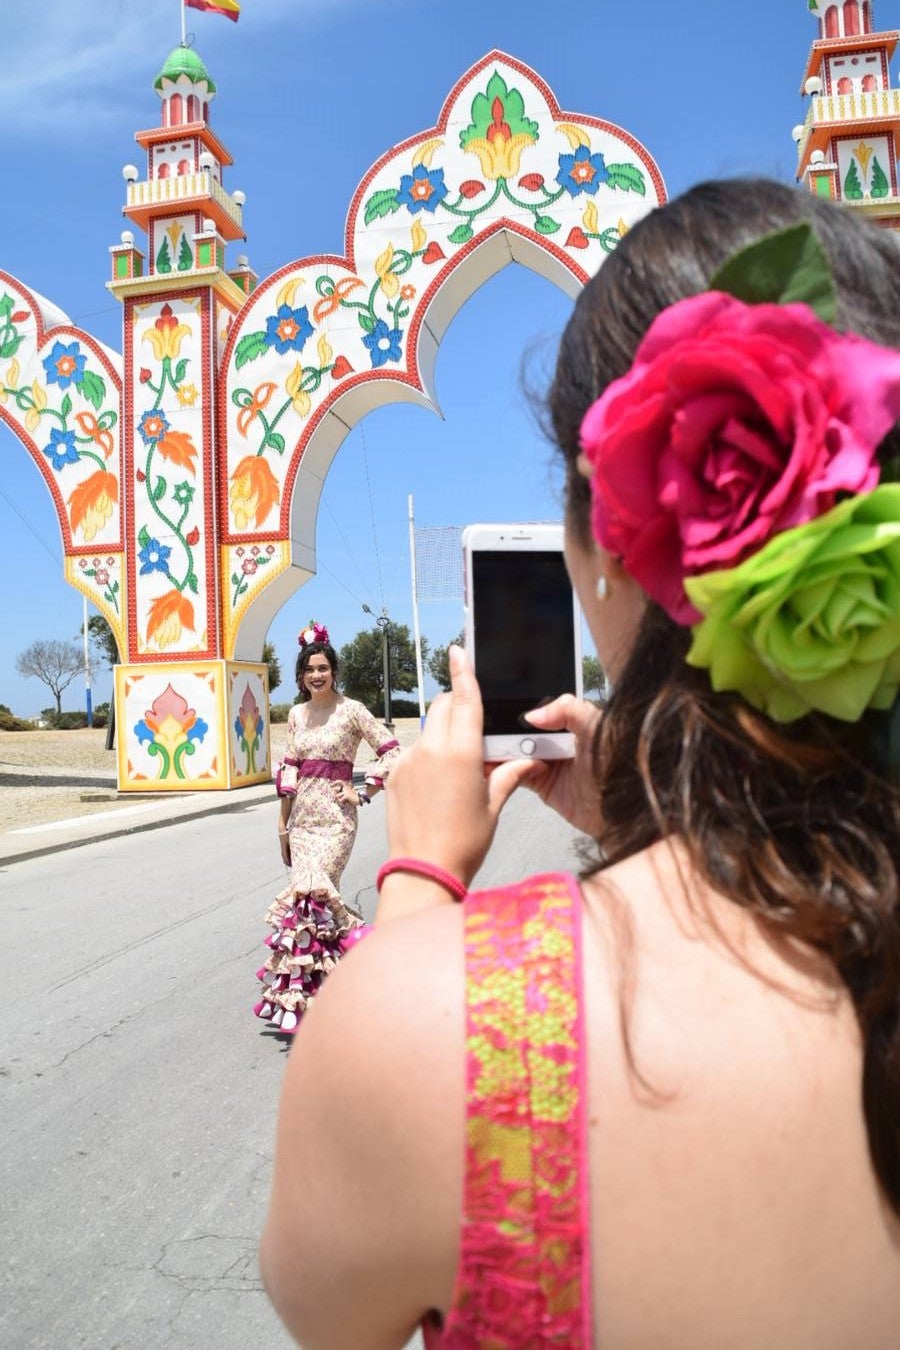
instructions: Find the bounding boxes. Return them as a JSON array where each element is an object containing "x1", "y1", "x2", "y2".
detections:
[{"x1": 376, "y1": 857, "x2": 468, "y2": 903}]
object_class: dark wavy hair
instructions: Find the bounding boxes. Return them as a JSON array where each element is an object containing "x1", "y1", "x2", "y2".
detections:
[
  {"x1": 548, "y1": 178, "x2": 900, "y2": 1214},
  {"x1": 295, "y1": 641, "x2": 339, "y2": 702}
]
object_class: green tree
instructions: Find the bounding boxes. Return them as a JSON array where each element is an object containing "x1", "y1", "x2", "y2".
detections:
[
  {"x1": 15, "y1": 639, "x2": 84, "y2": 715},
  {"x1": 582, "y1": 654, "x2": 606, "y2": 700},
  {"x1": 262, "y1": 640, "x2": 282, "y2": 694},
  {"x1": 84, "y1": 614, "x2": 120, "y2": 667},
  {"x1": 177, "y1": 233, "x2": 193, "y2": 271},
  {"x1": 339, "y1": 623, "x2": 425, "y2": 715},
  {"x1": 427, "y1": 630, "x2": 465, "y2": 692}
]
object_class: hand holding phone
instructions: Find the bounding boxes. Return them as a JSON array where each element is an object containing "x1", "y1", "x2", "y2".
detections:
[{"x1": 463, "y1": 523, "x2": 583, "y2": 761}]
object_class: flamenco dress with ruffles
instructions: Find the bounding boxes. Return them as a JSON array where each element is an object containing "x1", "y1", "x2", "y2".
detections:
[{"x1": 253, "y1": 697, "x2": 399, "y2": 1034}]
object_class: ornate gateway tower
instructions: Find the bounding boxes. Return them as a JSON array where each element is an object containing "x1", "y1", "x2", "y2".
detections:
[{"x1": 795, "y1": 1, "x2": 900, "y2": 227}]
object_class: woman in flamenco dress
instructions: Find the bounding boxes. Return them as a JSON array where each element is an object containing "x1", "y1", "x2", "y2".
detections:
[{"x1": 254, "y1": 622, "x2": 400, "y2": 1034}]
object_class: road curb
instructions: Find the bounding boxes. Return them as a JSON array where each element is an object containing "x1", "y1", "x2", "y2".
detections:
[
  {"x1": 0, "y1": 785, "x2": 275, "y2": 867},
  {"x1": 0, "y1": 770, "x2": 371, "y2": 868}
]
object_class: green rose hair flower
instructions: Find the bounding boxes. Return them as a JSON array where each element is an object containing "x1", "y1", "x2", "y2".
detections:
[{"x1": 685, "y1": 484, "x2": 900, "y2": 723}]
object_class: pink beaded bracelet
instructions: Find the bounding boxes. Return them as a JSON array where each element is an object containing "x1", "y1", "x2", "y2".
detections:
[{"x1": 376, "y1": 857, "x2": 468, "y2": 903}]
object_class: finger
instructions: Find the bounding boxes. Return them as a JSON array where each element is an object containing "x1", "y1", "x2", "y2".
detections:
[
  {"x1": 418, "y1": 689, "x2": 453, "y2": 743},
  {"x1": 446, "y1": 645, "x2": 483, "y2": 748},
  {"x1": 524, "y1": 693, "x2": 600, "y2": 738},
  {"x1": 485, "y1": 758, "x2": 547, "y2": 815}
]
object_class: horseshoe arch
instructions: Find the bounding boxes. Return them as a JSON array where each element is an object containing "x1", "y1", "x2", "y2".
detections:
[{"x1": 0, "y1": 47, "x2": 664, "y2": 791}]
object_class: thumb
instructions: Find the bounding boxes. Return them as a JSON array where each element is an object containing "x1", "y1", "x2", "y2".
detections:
[{"x1": 486, "y1": 758, "x2": 548, "y2": 816}]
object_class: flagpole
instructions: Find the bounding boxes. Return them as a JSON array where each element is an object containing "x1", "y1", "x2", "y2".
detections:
[
  {"x1": 180, "y1": 0, "x2": 187, "y2": 44},
  {"x1": 408, "y1": 494, "x2": 427, "y2": 726}
]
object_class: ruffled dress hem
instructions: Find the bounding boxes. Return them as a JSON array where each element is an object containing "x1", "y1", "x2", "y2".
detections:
[{"x1": 254, "y1": 875, "x2": 364, "y2": 1034}]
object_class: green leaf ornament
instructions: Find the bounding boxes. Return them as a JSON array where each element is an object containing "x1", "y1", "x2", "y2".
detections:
[
  {"x1": 364, "y1": 189, "x2": 401, "y2": 225},
  {"x1": 684, "y1": 485, "x2": 900, "y2": 724},
  {"x1": 709, "y1": 222, "x2": 837, "y2": 325},
  {"x1": 605, "y1": 163, "x2": 646, "y2": 195},
  {"x1": 235, "y1": 332, "x2": 269, "y2": 369},
  {"x1": 79, "y1": 370, "x2": 106, "y2": 411}
]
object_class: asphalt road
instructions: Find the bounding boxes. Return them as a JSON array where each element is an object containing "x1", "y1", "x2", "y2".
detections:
[{"x1": 0, "y1": 788, "x2": 584, "y2": 1349}]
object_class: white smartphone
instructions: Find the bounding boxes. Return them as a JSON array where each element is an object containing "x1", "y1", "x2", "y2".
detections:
[{"x1": 462, "y1": 522, "x2": 583, "y2": 761}]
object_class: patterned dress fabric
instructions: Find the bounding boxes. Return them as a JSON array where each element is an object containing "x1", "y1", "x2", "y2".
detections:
[
  {"x1": 425, "y1": 872, "x2": 592, "y2": 1349},
  {"x1": 253, "y1": 697, "x2": 399, "y2": 1033}
]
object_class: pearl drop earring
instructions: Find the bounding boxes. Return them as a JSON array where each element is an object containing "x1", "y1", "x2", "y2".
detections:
[{"x1": 596, "y1": 574, "x2": 609, "y2": 600}]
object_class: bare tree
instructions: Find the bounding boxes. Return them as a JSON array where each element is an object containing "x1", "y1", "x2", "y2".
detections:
[{"x1": 15, "y1": 639, "x2": 85, "y2": 715}]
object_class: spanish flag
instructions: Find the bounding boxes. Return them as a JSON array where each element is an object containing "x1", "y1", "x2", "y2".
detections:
[{"x1": 185, "y1": 0, "x2": 240, "y2": 20}]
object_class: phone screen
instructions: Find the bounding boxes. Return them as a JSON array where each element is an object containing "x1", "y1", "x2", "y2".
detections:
[{"x1": 472, "y1": 549, "x2": 577, "y2": 735}]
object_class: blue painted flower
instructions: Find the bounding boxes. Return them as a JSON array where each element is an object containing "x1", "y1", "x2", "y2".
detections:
[
  {"x1": 42, "y1": 427, "x2": 80, "y2": 471},
  {"x1": 187, "y1": 717, "x2": 209, "y2": 744},
  {"x1": 138, "y1": 537, "x2": 171, "y2": 576},
  {"x1": 134, "y1": 719, "x2": 154, "y2": 745},
  {"x1": 363, "y1": 320, "x2": 403, "y2": 369},
  {"x1": 397, "y1": 165, "x2": 448, "y2": 214},
  {"x1": 556, "y1": 146, "x2": 608, "y2": 196},
  {"x1": 265, "y1": 304, "x2": 314, "y2": 354},
  {"x1": 43, "y1": 340, "x2": 86, "y2": 390},
  {"x1": 138, "y1": 409, "x2": 171, "y2": 446}
]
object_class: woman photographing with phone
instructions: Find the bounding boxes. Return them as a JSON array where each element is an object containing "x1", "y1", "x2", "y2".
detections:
[
  {"x1": 261, "y1": 181, "x2": 900, "y2": 1347},
  {"x1": 253, "y1": 621, "x2": 400, "y2": 1035}
]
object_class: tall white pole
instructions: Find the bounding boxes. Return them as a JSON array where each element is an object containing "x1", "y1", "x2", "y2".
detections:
[
  {"x1": 408, "y1": 494, "x2": 426, "y2": 724},
  {"x1": 82, "y1": 592, "x2": 93, "y2": 728},
  {"x1": 181, "y1": 0, "x2": 187, "y2": 44}
]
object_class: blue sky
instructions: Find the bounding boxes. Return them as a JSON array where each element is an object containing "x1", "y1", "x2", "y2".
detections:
[{"x1": 0, "y1": 0, "x2": 844, "y2": 715}]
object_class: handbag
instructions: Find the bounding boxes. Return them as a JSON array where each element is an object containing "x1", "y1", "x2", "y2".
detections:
[{"x1": 274, "y1": 758, "x2": 300, "y2": 797}]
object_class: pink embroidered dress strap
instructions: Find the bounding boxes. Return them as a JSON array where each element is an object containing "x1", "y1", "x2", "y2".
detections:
[{"x1": 429, "y1": 871, "x2": 592, "y2": 1350}]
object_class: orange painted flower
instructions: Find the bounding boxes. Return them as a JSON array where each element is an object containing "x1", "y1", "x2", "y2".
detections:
[
  {"x1": 311, "y1": 277, "x2": 365, "y2": 323},
  {"x1": 157, "y1": 428, "x2": 198, "y2": 473},
  {"x1": 236, "y1": 381, "x2": 277, "y2": 438},
  {"x1": 229, "y1": 455, "x2": 280, "y2": 530},
  {"x1": 75, "y1": 411, "x2": 114, "y2": 459},
  {"x1": 146, "y1": 589, "x2": 195, "y2": 649},
  {"x1": 68, "y1": 470, "x2": 118, "y2": 543}
]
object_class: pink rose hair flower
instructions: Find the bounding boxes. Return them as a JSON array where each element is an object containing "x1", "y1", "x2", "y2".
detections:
[
  {"x1": 298, "y1": 619, "x2": 330, "y2": 648},
  {"x1": 579, "y1": 291, "x2": 900, "y2": 623}
]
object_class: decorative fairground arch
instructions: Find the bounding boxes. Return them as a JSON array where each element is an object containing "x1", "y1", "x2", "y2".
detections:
[{"x1": 0, "y1": 48, "x2": 665, "y2": 792}]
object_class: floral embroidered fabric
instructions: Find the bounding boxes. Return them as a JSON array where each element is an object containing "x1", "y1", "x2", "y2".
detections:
[{"x1": 427, "y1": 872, "x2": 592, "y2": 1348}]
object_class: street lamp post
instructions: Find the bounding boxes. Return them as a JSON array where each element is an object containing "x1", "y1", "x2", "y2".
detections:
[{"x1": 362, "y1": 604, "x2": 394, "y2": 730}]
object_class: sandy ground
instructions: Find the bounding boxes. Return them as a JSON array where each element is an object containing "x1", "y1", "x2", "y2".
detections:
[{"x1": 0, "y1": 719, "x2": 419, "y2": 831}]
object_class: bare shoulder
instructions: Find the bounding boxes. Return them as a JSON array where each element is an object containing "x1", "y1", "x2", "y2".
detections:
[
  {"x1": 296, "y1": 904, "x2": 466, "y2": 1097},
  {"x1": 262, "y1": 907, "x2": 465, "y2": 1346}
]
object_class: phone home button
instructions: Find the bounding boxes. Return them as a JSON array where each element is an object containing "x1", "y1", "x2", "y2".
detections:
[{"x1": 519, "y1": 737, "x2": 537, "y2": 756}]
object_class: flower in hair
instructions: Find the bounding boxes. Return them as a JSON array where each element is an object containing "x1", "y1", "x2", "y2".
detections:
[
  {"x1": 685, "y1": 485, "x2": 900, "y2": 723},
  {"x1": 578, "y1": 221, "x2": 900, "y2": 725},
  {"x1": 298, "y1": 619, "x2": 329, "y2": 648},
  {"x1": 580, "y1": 290, "x2": 900, "y2": 625}
]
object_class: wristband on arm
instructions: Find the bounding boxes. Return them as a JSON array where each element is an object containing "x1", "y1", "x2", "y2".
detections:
[{"x1": 376, "y1": 858, "x2": 467, "y2": 903}]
